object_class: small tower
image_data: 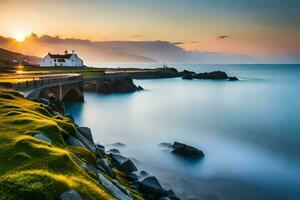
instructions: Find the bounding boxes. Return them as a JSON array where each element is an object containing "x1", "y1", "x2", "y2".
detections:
[
  {"x1": 64, "y1": 50, "x2": 68, "y2": 55},
  {"x1": 72, "y1": 50, "x2": 75, "y2": 54}
]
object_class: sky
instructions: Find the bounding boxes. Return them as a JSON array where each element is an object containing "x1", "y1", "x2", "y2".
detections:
[{"x1": 0, "y1": 0, "x2": 299, "y2": 59}]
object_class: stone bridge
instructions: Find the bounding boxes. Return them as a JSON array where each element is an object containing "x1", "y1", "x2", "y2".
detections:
[{"x1": 0, "y1": 74, "x2": 85, "y2": 102}]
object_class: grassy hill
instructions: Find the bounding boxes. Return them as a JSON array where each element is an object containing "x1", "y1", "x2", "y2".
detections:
[
  {"x1": 0, "y1": 89, "x2": 141, "y2": 199},
  {"x1": 0, "y1": 48, "x2": 41, "y2": 70}
]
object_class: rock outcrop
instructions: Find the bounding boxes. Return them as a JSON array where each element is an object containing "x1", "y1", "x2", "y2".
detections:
[
  {"x1": 171, "y1": 141, "x2": 204, "y2": 158},
  {"x1": 97, "y1": 76, "x2": 143, "y2": 93},
  {"x1": 193, "y1": 71, "x2": 228, "y2": 79}
]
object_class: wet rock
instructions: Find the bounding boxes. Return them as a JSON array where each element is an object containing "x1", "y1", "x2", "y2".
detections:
[
  {"x1": 34, "y1": 133, "x2": 51, "y2": 144},
  {"x1": 96, "y1": 144, "x2": 105, "y2": 157},
  {"x1": 126, "y1": 172, "x2": 139, "y2": 182},
  {"x1": 137, "y1": 85, "x2": 144, "y2": 91},
  {"x1": 60, "y1": 190, "x2": 83, "y2": 200},
  {"x1": 97, "y1": 158, "x2": 115, "y2": 178},
  {"x1": 138, "y1": 176, "x2": 164, "y2": 199},
  {"x1": 112, "y1": 179, "x2": 133, "y2": 198},
  {"x1": 194, "y1": 71, "x2": 228, "y2": 80},
  {"x1": 82, "y1": 163, "x2": 99, "y2": 177},
  {"x1": 98, "y1": 173, "x2": 132, "y2": 200},
  {"x1": 110, "y1": 154, "x2": 137, "y2": 174},
  {"x1": 228, "y1": 76, "x2": 239, "y2": 81},
  {"x1": 108, "y1": 148, "x2": 121, "y2": 154},
  {"x1": 66, "y1": 135, "x2": 86, "y2": 148},
  {"x1": 76, "y1": 131, "x2": 97, "y2": 153},
  {"x1": 171, "y1": 141, "x2": 204, "y2": 158},
  {"x1": 97, "y1": 75, "x2": 141, "y2": 93},
  {"x1": 131, "y1": 170, "x2": 149, "y2": 181},
  {"x1": 165, "y1": 190, "x2": 181, "y2": 200},
  {"x1": 77, "y1": 127, "x2": 94, "y2": 143}
]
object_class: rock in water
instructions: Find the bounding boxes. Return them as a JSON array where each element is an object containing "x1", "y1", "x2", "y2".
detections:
[
  {"x1": 194, "y1": 71, "x2": 228, "y2": 79},
  {"x1": 60, "y1": 190, "x2": 83, "y2": 200},
  {"x1": 138, "y1": 176, "x2": 164, "y2": 199},
  {"x1": 111, "y1": 154, "x2": 138, "y2": 174},
  {"x1": 171, "y1": 141, "x2": 204, "y2": 158},
  {"x1": 97, "y1": 75, "x2": 142, "y2": 93},
  {"x1": 228, "y1": 76, "x2": 239, "y2": 81}
]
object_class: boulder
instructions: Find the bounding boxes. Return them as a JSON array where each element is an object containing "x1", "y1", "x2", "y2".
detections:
[
  {"x1": 111, "y1": 154, "x2": 128, "y2": 165},
  {"x1": 34, "y1": 133, "x2": 51, "y2": 144},
  {"x1": 165, "y1": 190, "x2": 180, "y2": 200},
  {"x1": 96, "y1": 144, "x2": 105, "y2": 158},
  {"x1": 110, "y1": 154, "x2": 137, "y2": 174},
  {"x1": 112, "y1": 179, "x2": 133, "y2": 198},
  {"x1": 77, "y1": 127, "x2": 94, "y2": 143},
  {"x1": 76, "y1": 131, "x2": 97, "y2": 153},
  {"x1": 228, "y1": 76, "x2": 239, "y2": 81},
  {"x1": 171, "y1": 142, "x2": 204, "y2": 158},
  {"x1": 82, "y1": 163, "x2": 99, "y2": 177},
  {"x1": 96, "y1": 158, "x2": 115, "y2": 178},
  {"x1": 138, "y1": 176, "x2": 164, "y2": 199},
  {"x1": 194, "y1": 71, "x2": 228, "y2": 80},
  {"x1": 60, "y1": 190, "x2": 83, "y2": 200},
  {"x1": 97, "y1": 75, "x2": 141, "y2": 93},
  {"x1": 66, "y1": 135, "x2": 86, "y2": 148},
  {"x1": 119, "y1": 159, "x2": 138, "y2": 174},
  {"x1": 107, "y1": 148, "x2": 121, "y2": 154},
  {"x1": 130, "y1": 170, "x2": 148, "y2": 181},
  {"x1": 98, "y1": 173, "x2": 132, "y2": 200},
  {"x1": 125, "y1": 172, "x2": 139, "y2": 182}
]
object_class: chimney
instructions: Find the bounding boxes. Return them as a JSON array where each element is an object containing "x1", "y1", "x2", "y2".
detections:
[
  {"x1": 64, "y1": 50, "x2": 68, "y2": 55},
  {"x1": 72, "y1": 50, "x2": 75, "y2": 54}
]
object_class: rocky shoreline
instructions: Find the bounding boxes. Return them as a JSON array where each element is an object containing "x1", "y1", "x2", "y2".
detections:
[
  {"x1": 83, "y1": 67, "x2": 239, "y2": 94},
  {"x1": 36, "y1": 98, "x2": 181, "y2": 200}
]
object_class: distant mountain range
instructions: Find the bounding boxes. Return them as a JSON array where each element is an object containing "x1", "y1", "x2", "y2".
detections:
[{"x1": 0, "y1": 34, "x2": 299, "y2": 65}]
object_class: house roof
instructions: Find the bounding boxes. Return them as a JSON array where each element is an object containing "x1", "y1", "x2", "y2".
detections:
[{"x1": 48, "y1": 53, "x2": 73, "y2": 59}]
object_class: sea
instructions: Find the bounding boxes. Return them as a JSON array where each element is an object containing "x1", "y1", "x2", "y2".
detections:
[{"x1": 65, "y1": 64, "x2": 300, "y2": 200}]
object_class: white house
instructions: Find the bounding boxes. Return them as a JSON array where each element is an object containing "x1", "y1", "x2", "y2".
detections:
[{"x1": 40, "y1": 50, "x2": 84, "y2": 67}]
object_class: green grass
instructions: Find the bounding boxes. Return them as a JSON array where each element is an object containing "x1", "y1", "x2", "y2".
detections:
[
  {"x1": 23, "y1": 66, "x2": 105, "y2": 79},
  {"x1": 0, "y1": 89, "x2": 116, "y2": 199}
]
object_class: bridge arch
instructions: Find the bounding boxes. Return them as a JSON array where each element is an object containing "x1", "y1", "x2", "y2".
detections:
[{"x1": 63, "y1": 88, "x2": 84, "y2": 102}]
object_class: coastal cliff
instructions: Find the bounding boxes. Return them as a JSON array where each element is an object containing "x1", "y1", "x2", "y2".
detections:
[{"x1": 0, "y1": 89, "x2": 178, "y2": 200}]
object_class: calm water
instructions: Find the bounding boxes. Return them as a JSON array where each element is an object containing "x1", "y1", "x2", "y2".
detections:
[{"x1": 66, "y1": 64, "x2": 300, "y2": 200}]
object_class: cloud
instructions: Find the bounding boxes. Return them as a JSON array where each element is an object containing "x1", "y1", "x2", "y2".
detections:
[
  {"x1": 172, "y1": 42, "x2": 185, "y2": 45},
  {"x1": 0, "y1": 34, "x2": 266, "y2": 64},
  {"x1": 131, "y1": 35, "x2": 143, "y2": 38},
  {"x1": 216, "y1": 35, "x2": 229, "y2": 40}
]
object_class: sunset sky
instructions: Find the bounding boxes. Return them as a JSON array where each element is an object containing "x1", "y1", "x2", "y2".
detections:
[{"x1": 0, "y1": 0, "x2": 299, "y2": 59}]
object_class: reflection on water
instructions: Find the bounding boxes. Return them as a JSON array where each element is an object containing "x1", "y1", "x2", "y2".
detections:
[{"x1": 66, "y1": 64, "x2": 300, "y2": 200}]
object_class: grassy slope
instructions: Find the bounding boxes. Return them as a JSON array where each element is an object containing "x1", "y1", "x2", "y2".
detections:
[{"x1": 0, "y1": 89, "x2": 113, "y2": 200}]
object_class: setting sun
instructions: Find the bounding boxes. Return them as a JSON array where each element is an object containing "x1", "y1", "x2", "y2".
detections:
[{"x1": 14, "y1": 33, "x2": 26, "y2": 42}]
